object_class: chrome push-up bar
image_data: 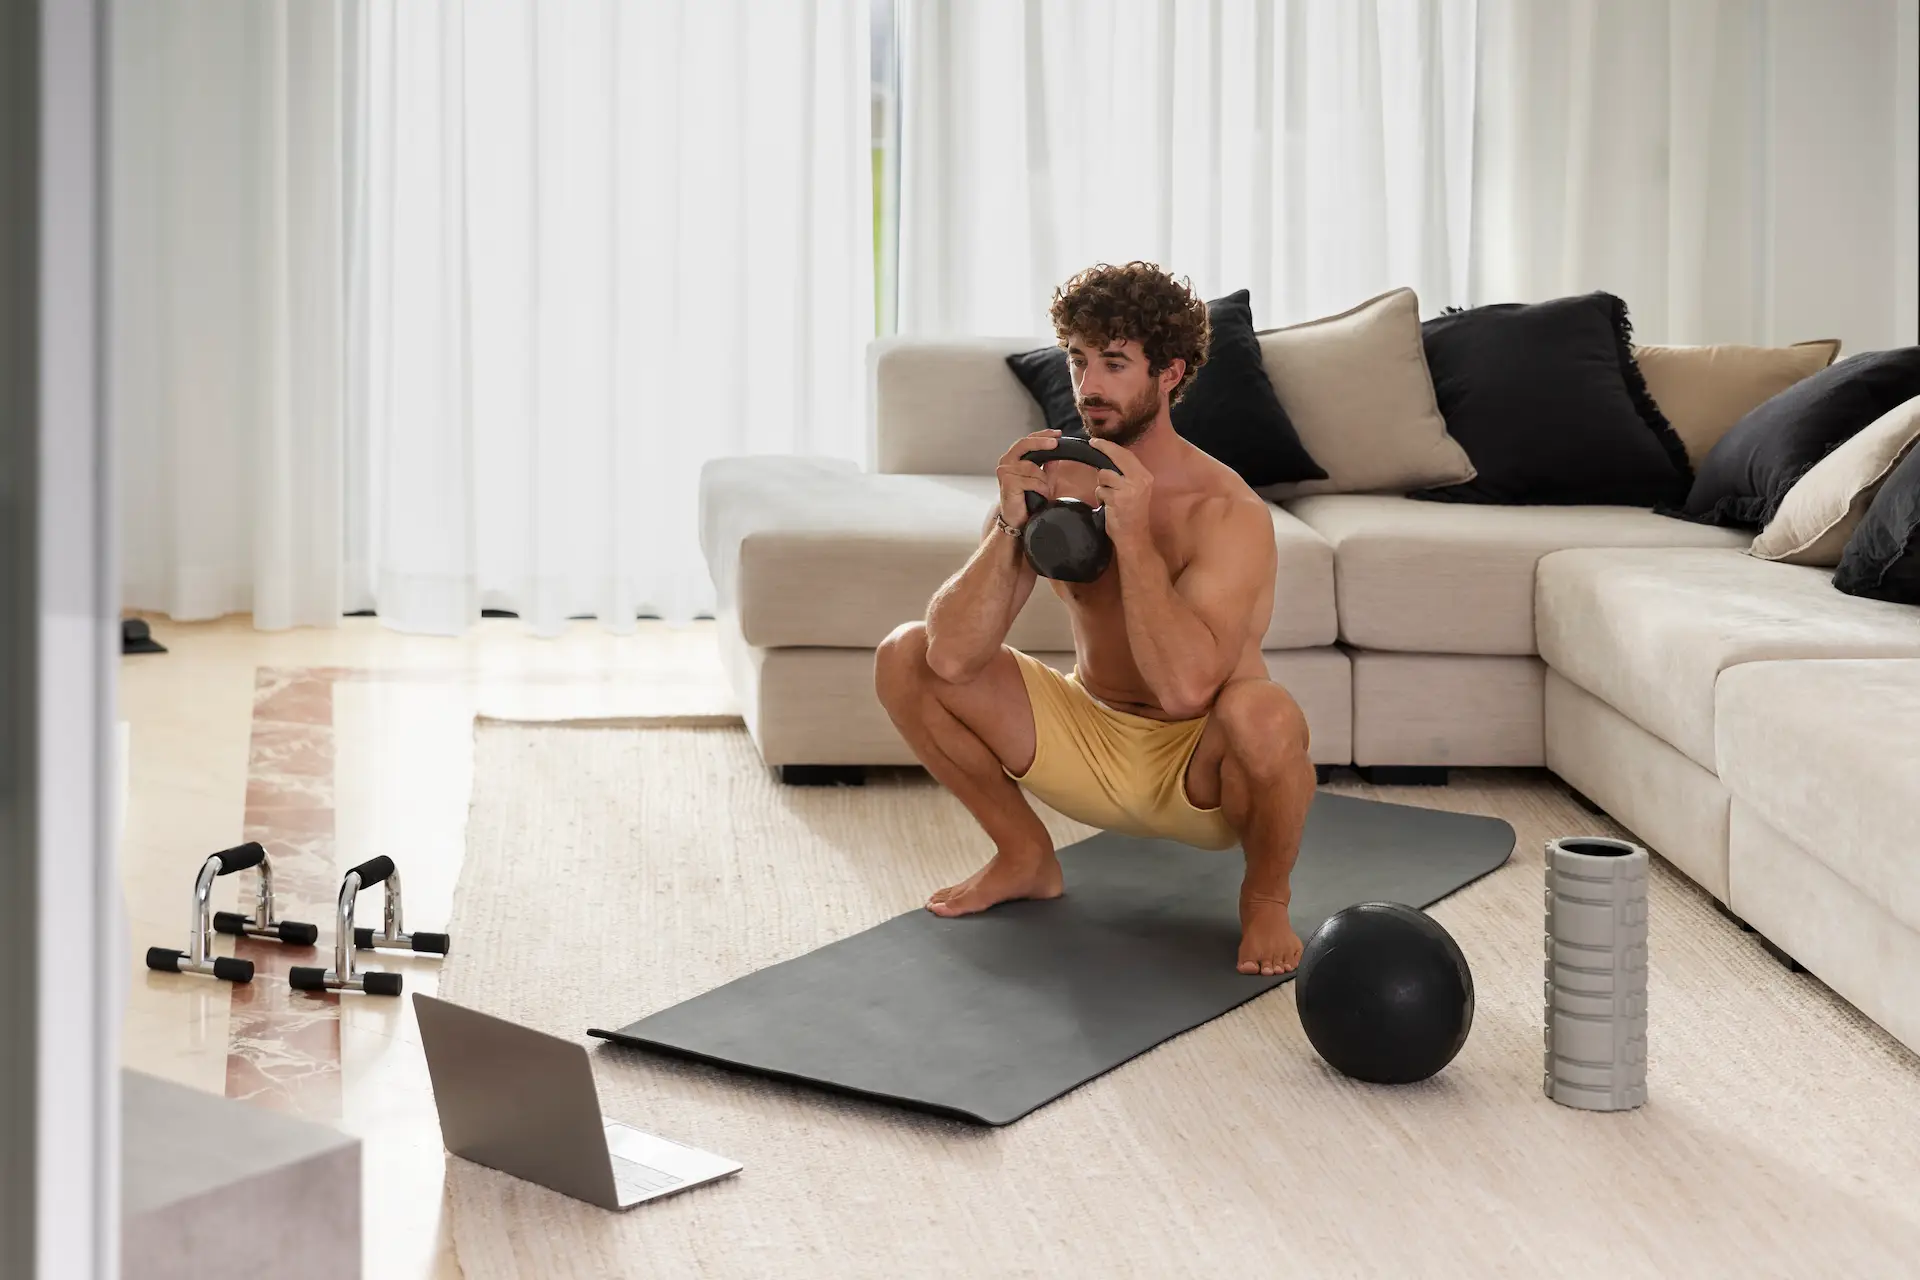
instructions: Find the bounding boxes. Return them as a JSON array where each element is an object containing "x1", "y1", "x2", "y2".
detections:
[
  {"x1": 145, "y1": 842, "x2": 318, "y2": 983},
  {"x1": 288, "y1": 856, "x2": 451, "y2": 997}
]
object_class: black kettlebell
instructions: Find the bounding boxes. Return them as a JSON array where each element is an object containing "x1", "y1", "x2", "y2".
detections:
[{"x1": 1019, "y1": 435, "x2": 1122, "y2": 583}]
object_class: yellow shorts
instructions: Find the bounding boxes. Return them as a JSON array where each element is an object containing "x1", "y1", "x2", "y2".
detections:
[{"x1": 1006, "y1": 649, "x2": 1238, "y2": 851}]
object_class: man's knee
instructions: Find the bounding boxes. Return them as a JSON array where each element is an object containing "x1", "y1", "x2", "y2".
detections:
[
  {"x1": 874, "y1": 621, "x2": 933, "y2": 706},
  {"x1": 1217, "y1": 681, "x2": 1311, "y2": 773}
]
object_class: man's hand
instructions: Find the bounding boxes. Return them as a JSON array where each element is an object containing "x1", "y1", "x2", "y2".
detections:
[
  {"x1": 1087, "y1": 438, "x2": 1154, "y2": 548},
  {"x1": 996, "y1": 429, "x2": 1063, "y2": 532}
]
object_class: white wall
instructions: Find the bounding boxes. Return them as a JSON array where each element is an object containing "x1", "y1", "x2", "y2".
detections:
[
  {"x1": 1764, "y1": 0, "x2": 1914, "y2": 352},
  {"x1": 40, "y1": 0, "x2": 119, "y2": 1275}
]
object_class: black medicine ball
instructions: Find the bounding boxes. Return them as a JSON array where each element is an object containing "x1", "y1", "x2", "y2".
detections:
[{"x1": 1295, "y1": 901, "x2": 1474, "y2": 1084}]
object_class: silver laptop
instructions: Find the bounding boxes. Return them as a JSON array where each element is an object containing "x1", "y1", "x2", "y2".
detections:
[{"x1": 413, "y1": 994, "x2": 741, "y2": 1210}]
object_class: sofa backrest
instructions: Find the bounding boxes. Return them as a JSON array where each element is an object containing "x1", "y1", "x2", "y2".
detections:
[{"x1": 869, "y1": 336, "x2": 1052, "y2": 475}]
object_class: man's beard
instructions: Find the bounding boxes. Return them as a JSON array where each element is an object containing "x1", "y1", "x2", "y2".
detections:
[{"x1": 1078, "y1": 380, "x2": 1162, "y2": 446}]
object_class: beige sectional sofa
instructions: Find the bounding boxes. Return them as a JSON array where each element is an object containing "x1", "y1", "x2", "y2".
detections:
[{"x1": 700, "y1": 335, "x2": 1920, "y2": 1057}]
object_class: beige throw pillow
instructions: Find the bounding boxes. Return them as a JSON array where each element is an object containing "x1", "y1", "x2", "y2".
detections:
[
  {"x1": 1635, "y1": 339, "x2": 1842, "y2": 465},
  {"x1": 1749, "y1": 395, "x2": 1920, "y2": 566},
  {"x1": 1254, "y1": 288, "x2": 1475, "y2": 499}
]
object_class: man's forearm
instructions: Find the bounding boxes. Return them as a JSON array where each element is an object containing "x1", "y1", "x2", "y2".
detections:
[
  {"x1": 925, "y1": 526, "x2": 1030, "y2": 680},
  {"x1": 1115, "y1": 539, "x2": 1223, "y2": 716}
]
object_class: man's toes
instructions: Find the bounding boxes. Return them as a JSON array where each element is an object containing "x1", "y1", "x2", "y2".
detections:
[{"x1": 932, "y1": 886, "x2": 989, "y2": 916}]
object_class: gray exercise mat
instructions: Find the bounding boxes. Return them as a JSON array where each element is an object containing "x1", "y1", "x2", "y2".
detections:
[{"x1": 589, "y1": 792, "x2": 1514, "y2": 1126}]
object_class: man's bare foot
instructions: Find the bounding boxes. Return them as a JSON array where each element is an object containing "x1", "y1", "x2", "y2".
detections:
[
  {"x1": 1238, "y1": 893, "x2": 1304, "y2": 976},
  {"x1": 927, "y1": 846, "x2": 1064, "y2": 917}
]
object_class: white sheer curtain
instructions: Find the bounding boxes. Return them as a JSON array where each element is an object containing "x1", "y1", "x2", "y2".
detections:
[
  {"x1": 114, "y1": 0, "x2": 871, "y2": 635},
  {"x1": 112, "y1": 0, "x2": 349, "y2": 631},
  {"x1": 898, "y1": 0, "x2": 1480, "y2": 334},
  {"x1": 1469, "y1": 0, "x2": 1769, "y2": 345},
  {"x1": 1473, "y1": 0, "x2": 1917, "y2": 347},
  {"x1": 899, "y1": 0, "x2": 1916, "y2": 350},
  {"x1": 351, "y1": 0, "x2": 872, "y2": 634}
]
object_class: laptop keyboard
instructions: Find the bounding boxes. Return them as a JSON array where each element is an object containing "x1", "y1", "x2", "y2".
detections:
[{"x1": 611, "y1": 1153, "x2": 684, "y2": 1198}]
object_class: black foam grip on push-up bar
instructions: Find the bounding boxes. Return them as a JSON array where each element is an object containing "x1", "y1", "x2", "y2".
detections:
[
  {"x1": 347, "y1": 855, "x2": 395, "y2": 888},
  {"x1": 277, "y1": 920, "x2": 319, "y2": 947},
  {"x1": 213, "y1": 911, "x2": 248, "y2": 935},
  {"x1": 288, "y1": 966, "x2": 329, "y2": 991},
  {"x1": 213, "y1": 956, "x2": 254, "y2": 983},
  {"x1": 363, "y1": 971, "x2": 403, "y2": 997},
  {"x1": 214, "y1": 842, "x2": 267, "y2": 875},
  {"x1": 145, "y1": 947, "x2": 183, "y2": 973},
  {"x1": 410, "y1": 932, "x2": 450, "y2": 955}
]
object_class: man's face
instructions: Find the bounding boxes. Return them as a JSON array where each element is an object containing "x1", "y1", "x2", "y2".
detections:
[{"x1": 1066, "y1": 336, "x2": 1175, "y2": 447}]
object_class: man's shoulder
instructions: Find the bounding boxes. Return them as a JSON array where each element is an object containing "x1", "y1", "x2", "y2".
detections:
[
  {"x1": 1188, "y1": 489, "x2": 1275, "y2": 558},
  {"x1": 1192, "y1": 483, "x2": 1271, "y2": 526}
]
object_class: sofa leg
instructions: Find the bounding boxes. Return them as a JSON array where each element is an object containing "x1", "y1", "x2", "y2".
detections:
[
  {"x1": 1355, "y1": 766, "x2": 1449, "y2": 787},
  {"x1": 778, "y1": 765, "x2": 866, "y2": 787},
  {"x1": 1756, "y1": 933, "x2": 1805, "y2": 974},
  {"x1": 1712, "y1": 899, "x2": 1756, "y2": 933},
  {"x1": 1314, "y1": 764, "x2": 1333, "y2": 785}
]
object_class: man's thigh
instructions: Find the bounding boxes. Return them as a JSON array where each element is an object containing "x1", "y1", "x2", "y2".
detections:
[{"x1": 929, "y1": 646, "x2": 1040, "y2": 776}]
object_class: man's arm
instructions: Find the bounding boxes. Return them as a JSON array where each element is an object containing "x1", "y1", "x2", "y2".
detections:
[
  {"x1": 923, "y1": 510, "x2": 1040, "y2": 683},
  {"x1": 1114, "y1": 498, "x2": 1276, "y2": 718}
]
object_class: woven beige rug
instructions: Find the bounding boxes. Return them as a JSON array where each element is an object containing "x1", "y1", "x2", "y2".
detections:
[{"x1": 441, "y1": 723, "x2": 1920, "y2": 1279}]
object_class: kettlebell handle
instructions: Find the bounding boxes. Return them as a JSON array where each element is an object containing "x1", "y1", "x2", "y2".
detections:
[
  {"x1": 1021, "y1": 436, "x2": 1122, "y2": 475},
  {"x1": 1021, "y1": 436, "x2": 1121, "y2": 518}
]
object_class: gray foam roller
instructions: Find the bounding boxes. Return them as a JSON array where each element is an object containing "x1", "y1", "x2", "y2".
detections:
[{"x1": 1543, "y1": 836, "x2": 1648, "y2": 1111}]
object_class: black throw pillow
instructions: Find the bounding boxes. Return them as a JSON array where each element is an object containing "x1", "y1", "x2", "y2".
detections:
[
  {"x1": 1004, "y1": 289, "x2": 1326, "y2": 487},
  {"x1": 1833, "y1": 438, "x2": 1920, "y2": 605},
  {"x1": 1410, "y1": 292, "x2": 1691, "y2": 506},
  {"x1": 1667, "y1": 347, "x2": 1920, "y2": 529}
]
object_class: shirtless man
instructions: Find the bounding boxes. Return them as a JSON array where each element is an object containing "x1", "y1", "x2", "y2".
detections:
[{"x1": 873, "y1": 262, "x2": 1318, "y2": 975}]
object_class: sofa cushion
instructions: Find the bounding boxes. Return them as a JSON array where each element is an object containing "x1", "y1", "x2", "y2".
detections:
[
  {"x1": 1253, "y1": 287, "x2": 1475, "y2": 499},
  {"x1": 1536, "y1": 548, "x2": 1920, "y2": 771},
  {"x1": 1634, "y1": 339, "x2": 1840, "y2": 466},
  {"x1": 1283, "y1": 496, "x2": 1749, "y2": 655},
  {"x1": 1412, "y1": 292, "x2": 1691, "y2": 507},
  {"x1": 1833, "y1": 430, "x2": 1920, "y2": 605},
  {"x1": 1750, "y1": 394, "x2": 1920, "y2": 566},
  {"x1": 869, "y1": 337, "x2": 1051, "y2": 477},
  {"x1": 701, "y1": 457, "x2": 1337, "y2": 650},
  {"x1": 1669, "y1": 346, "x2": 1920, "y2": 530},
  {"x1": 1716, "y1": 660, "x2": 1920, "y2": 935}
]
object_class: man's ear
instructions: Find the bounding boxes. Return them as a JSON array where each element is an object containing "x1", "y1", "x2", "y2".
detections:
[{"x1": 1159, "y1": 357, "x2": 1186, "y2": 396}]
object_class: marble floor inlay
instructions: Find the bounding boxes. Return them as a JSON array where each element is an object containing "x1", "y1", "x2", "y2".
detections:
[{"x1": 231, "y1": 667, "x2": 345, "y2": 1113}]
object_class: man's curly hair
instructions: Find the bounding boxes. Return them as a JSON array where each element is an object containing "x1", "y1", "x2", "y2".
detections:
[{"x1": 1049, "y1": 262, "x2": 1210, "y2": 403}]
